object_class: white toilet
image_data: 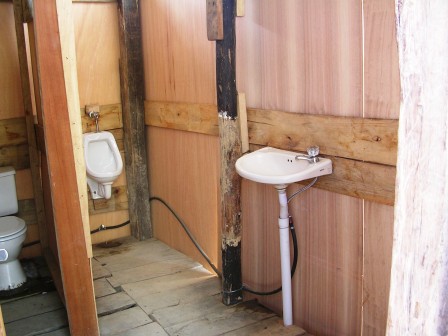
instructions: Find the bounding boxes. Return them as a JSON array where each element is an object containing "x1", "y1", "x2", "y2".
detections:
[
  {"x1": 0, "y1": 167, "x2": 27, "y2": 291},
  {"x1": 83, "y1": 131, "x2": 123, "y2": 200}
]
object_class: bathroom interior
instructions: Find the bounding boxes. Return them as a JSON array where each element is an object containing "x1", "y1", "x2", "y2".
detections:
[{"x1": 0, "y1": 0, "x2": 446, "y2": 335}]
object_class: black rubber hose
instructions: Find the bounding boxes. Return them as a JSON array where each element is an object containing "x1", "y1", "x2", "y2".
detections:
[
  {"x1": 90, "y1": 220, "x2": 130, "y2": 234},
  {"x1": 242, "y1": 216, "x2": 298, "y2": 296},
  {"x1": 149, "y1": 196, "x2": 221, "y2": 276}
]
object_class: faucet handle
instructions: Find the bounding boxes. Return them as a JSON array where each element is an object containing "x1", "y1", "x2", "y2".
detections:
[{"x1": 307, "y1": 146, "x2": 320, "y2": 157}]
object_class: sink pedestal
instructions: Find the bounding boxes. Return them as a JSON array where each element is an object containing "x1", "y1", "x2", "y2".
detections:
[{"x1": 276, "y1": 186, "x2": 293, "y2": 326}]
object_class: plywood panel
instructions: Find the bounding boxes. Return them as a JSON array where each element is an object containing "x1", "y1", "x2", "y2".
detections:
[
  {"x1": 363, "y1": 0, "x2": 400, "y2": 119},
  {"x1": 147, "y1": 126, "x2": 220, "y2": 274},
  {"x1": 0, "y1": 2, "x2": 24, "y2": 120},
  {"x1": 73, "y1": 2, "x2": 121, "y2": 107},
  {"x1": 236, "y1": 0, "x2": 362, "y2": 116},
  {"x1": 363, "y1": 202, "x2": 394, "y2": 336},
  {"x1": 236, "y1": 2, "x2": 364, "y2": 335},
  {"x1": 141, "y1": 0, "x2": 216, "y2": 104}
]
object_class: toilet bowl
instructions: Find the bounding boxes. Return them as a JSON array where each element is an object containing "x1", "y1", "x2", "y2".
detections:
[
  {"x1": 0, "y1": 167, "x2": 28, "y2": 291},
  {"x1": 83, "y1": 131, "x2": 123, "y2": 199},
  {"x1": 0, "y1": 216, "x2": 27, "y2": 291}
]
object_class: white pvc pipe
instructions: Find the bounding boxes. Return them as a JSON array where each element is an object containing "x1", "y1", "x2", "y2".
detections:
[{"x1": 277, "y1": 188, "x2": 293, "y2": 326}]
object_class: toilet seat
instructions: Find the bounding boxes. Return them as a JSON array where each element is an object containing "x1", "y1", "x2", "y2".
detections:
[{"x1": 0, "y1": 216, "x2": 26, "y2": 241}]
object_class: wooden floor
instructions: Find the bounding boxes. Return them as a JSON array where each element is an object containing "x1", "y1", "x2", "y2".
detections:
[{"x1": 2, "y1": 237, "x2": 309, "y2": 335}]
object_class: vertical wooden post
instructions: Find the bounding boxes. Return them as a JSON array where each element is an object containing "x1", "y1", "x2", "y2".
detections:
[
  {"x1": 387, "y1": 1, "x2": 448, "y2": 334},
  {"x1": 117, "y1": 0, "x2": 152, "y2": 240},
  {"x1": 31, "y1": 0, "x2": 99, "y2": 334},
  {"x1": 216, "y1": 0, "x2": 243, "y2": 305}
]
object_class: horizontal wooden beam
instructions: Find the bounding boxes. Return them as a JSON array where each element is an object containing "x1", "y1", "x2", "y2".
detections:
[
  {"x1": 88, "y1": 185, "x2": 128, "y2": 215},
  {"x1": 145, "y1": 101, "x2": 398, "y2": 165},
  {"x1": 0, "y1": 144, "x2": 30, "y2": 170},
  {"x1": 145, "y1": 100, "x2": 398, "y2": 205},
  {"x1": 81, "y1": 103, "x2": 123, "y2": 133},
  {"x1": 0, "y1": 117, "x2": 28, "y2": 148},
  {"x1": 144, "y1": 100, "x2": 219, "y2": 137}
]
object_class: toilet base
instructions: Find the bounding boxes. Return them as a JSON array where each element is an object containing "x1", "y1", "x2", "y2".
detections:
[
  {"x1": 87, "y1": 177, "x2": 113, "y2": 200},
  {"x1": 0, "y1": 259, "x2": 27, "y2": 291}
]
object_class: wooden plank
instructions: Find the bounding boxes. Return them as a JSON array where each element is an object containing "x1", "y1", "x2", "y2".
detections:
[
  {"x1": 12, "y1": 0, "x2": 48, "y2": 251},
  {"x1": 0, "y1": 306, "x2": 4, "y2": 336},
  {"x1": 15, "y1": 168, "x2": 33, "y2": 200},
  {"x1": 363, "y1": 0, "x2": 400, "y2": 119},
  {"x1": 95, "y1": 292, "x2": 135, "y2": 317},
  {"x1": 80, "y1": 104, "x2": 123, "y2": 133},
  {"x1": 109, "y1": 323, "x2": 168, "y2": 336},
  {"x1": 0, "y1": 117, "x2": 27, "y2": 147},
  {"x1": 206, "y1": 0, "x2": 223, "y2": 41},
  {"x1": 144, "y1": 101, "x2": 218, "y2": 136},
  {"x1": 387, "y1": 1, "x2": 448, "y2": 335},
  {"x1": 94, "y1": 278, "x2": 116, "y2": 298},
  {"x1": 92, "y1": 258, "x2": 112, "y2": 280},
  {"x1": 236, "y1": 0, "x2": 244, "y2": 17},
  {"x1": 98, "y1": 307, "x2": 151, "y2": 336},
  {"x1": 17, "y1": 199, "x2": 37, "y2": 225},
  {"x1": 0, "y1": 144, "x2": 29, "y2": 170},
  {"x1": 145, "y1": 101, "x2": 398, "y2": 166},
  {"x1": 131, "y1": 277, "x2": 221, "y2": 316},
  {"x1": 88, "y1": 185, "x2": 129, "y2": 215},
  {"x1": 4, "y1": 308, "x2": 68, "y2": 336},
  {"x1": 363, "y1": 202, "x2": 393, "y2": 336},
  {"x1": 90, "y1": 210, "x2": 131, "y2": 245},
  {"x1": 32, "y1": 0, "x2": 98, "y2": 334},
  {"x1": 161, "y1": 299, "x2": 275, "y2": 335},
  {"x1": 140, "y1": 0, "x2": 216, "y2": 104},
  {"x1": 238, "y1": 93, "x2": 249, "y2": 153},
  {"x1": 2, "y1": 291, "x2": 63, "y2": 323},
  {"x1": 223, "y1": 316, "x2": 306, "y2": 335},
  {"x1": 247, "y1": 108, "x2": 397, "y2": 166},
  {"x1": 73, "y1": 2, "x2": 121, "y2": 107},
  {"x1": 117, "y1": 0, "x2": 152, "y2": 240},
  {"x1": 216, "y1": 0, "x2": 243, "y2": 306},
  {"x1": 0, "y1": 2, "x2": 24, "y2": 120},
  {"x1": 107, "y1": 257, "x2": 201, "y2": 288}
]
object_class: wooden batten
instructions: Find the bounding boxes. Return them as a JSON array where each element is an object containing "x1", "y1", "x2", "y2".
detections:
[
  {"x1": 80, "y1": 103, "x2": 123, "y2": 133},
  {"x1": 145, "y1": 101, "x2": 397, "y2": 205},
  {"x1": 117, "y1": 0, "x2": 152, "y2": 240},
  {"x1": 216, "y1": 0, "x2": 243, "y2": 305},
  {"x1": 31, "y1": 0, "x2": 99, "y2": 334},
  {"x1": 206, "y1": 0, "x2": 223, "y2": 41}
]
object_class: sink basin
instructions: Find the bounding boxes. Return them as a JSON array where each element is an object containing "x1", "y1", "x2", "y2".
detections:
[{"x1": 235, "y1": 147, "x2": 332, "y2": 186}]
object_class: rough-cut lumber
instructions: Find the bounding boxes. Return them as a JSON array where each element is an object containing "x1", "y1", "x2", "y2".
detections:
[
  {"x1": 144, "y1": 101, "x2": 398, "y2": 166},
  {"x1": 80, "y1": 103, "x2": 123, "y2": 133},
  {"x1": 144, "y1": 101, "x2": 218, "y2": 136},
  {"x1": 206, "y1": 0, "x2": 223, "y2": 41},
  {"x1": 248, "y1": 108, "x2": 397, "y2": 166},
  {"x1": 387, "y1": 1, "x2": 448, "y2": 335},
  {"x1": 31, "y1": 0, "x2": 99, "y2": 334},
  {"x1": 145, "y1": 101, "x2": 397, "y2": 204},
  {"x1": 0, "y1": 117, "x2": 27, "y2": 147},
  {"x1": 216, "y1": 0, "x2": 243, "y2": 305},
  {"x1": 117, "y1": 0, "x2": 152, "y2": 240},
  {"x1": 12, "y1": 0, "x2": 47, "y2": 250}
]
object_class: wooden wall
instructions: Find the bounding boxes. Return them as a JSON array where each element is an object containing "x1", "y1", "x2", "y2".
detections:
[
  {"x1": 0, "y1": 2, "x2": 40, "y2": 258},
  {"x1": 73, "y1": 2, "x2": 130, "y2": 244},
  {"x1": 143, "y1": 1, "x2": 399, "y2": 335},
  {"x1": 0, "y1": 2, "x2": 129, "y2": 257}
]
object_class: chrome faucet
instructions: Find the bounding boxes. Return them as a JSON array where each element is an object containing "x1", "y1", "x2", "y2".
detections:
[
  {"x1": 88, "y1": 111, "x2": 100, "y2": 133},
  {"x1": 295, "y1": 146, "x2": 320, "y2": 163}
]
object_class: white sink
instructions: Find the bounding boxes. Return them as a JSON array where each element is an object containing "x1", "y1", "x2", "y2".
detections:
[{"x1": 235, "y1": 147, "x2": 332, "y2": 186}]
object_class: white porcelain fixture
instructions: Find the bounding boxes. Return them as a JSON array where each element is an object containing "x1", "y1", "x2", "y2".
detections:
[
  {"x1": 0, "y1": 167, "x2": 27, "y2": 291},
  {"x1": 235, "y1": 147, "x2": 332, "y2": 186},
  {"x1": 236, "y1": 147, "x2": 332, "y2": 326},
  {"x1": 83, "y1": 131, "x2": 123, "y2": 200}
]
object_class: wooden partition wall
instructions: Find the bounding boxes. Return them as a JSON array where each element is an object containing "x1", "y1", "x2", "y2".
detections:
[{"x1": 143, "y1": 1, "x2": 399, "y2": 335}]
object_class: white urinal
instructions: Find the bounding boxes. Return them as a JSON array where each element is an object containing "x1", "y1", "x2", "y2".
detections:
[{"x1": 83, "y1": 131, "x2": 123, "y2": 199}]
